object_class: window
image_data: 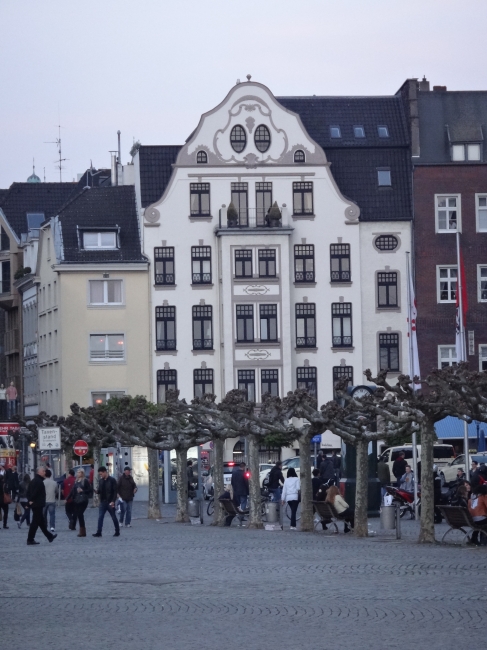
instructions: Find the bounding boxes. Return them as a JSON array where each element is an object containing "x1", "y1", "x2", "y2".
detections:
[
  {"x1": 377, "y1": 169, "x2": 391, "y2": 186},
  {"x1": 261, "y1": 369, "x2": 279, "y2": 397},
  {"x1": 231, "y1": 182, "x2": 248, "y2": 224},
  {"x1": 260, "y1": 304, "x2": 278, "y2": 342},
  {"x1": 479, "y1": 345, "x2": 487, "y2": 371},
  {"x1": 157, "y1": 369, "x2": 177, "y2": 403},
  {"x1": 478, "y1": 266, "x2": 487, "y2": 302},
  {"x1": 156, "y1": 306, "x2": 176, "y2": 350},
  {"x1": 379, "y1": 333, "x2": 400, "y2": 371},
  {"x1": 332, "y1": 303, "x2": 352, "y2": 347},
  {"x1": 256, "y1": 182, "x2": 272, "y2": 225},
  {"x1": 452, "y1": 144, "x2": 481, "y2": 161},
  {"x1": 26, "y1": 212, "x2": 45, "y2": 230},
  {"x1": 193, "y1": 305, "x2": 213, "y2": 350},
  {"x1": 476, "y1": 195, "x2": 487, "y2": 232},
  {"x1": 83, "y1": 231, "x2": 117, "y2": 249},
  {"x1": 332, "y1": 366, "x2": 353, "y2": 398},
  {"x1": 254, "y1": 125, "x2": 271, "y2": 153},
  {"x1": 330, "y1": 126, "x2": 341, "y2": 138},
  {"x1": 238, "y1": 369, "x2": 255, "y2": 402},
  {"x1": 154, "y1": 247, "x2": 175, "y2": 285},
  {"x1": 296, "y1": 303, "x2": 316, "y2": 348},
  {"x1": 0, "y1": 227, "x2": 9, "y2": 251},
  {"x1": 190, "y1": 183, "x2": 210, "y2": 216},
  {"x1": 294, "y1": 245, "x2": 315, "y2": 282},
  {"x1": 235, "y1": 249, "x2": 252, "y2": 277},
  {"x1": 436, "y1": 195, "x2": 460, "y2": 232},
  {"x1": 297, "y1": 367, "x2": 317, "y2": 396},
  {"x1": 375, "y1": 235, "x2": 398, "y2": 251},
  {"x1": 294, "y1": 150, "x2": 305, "y2": 163},
  {"x1": 89, "y1": 280, "x2": 123, "y2": 305},
  {"x1": 293, "y1": 182, "x2": 313, "y2": 215},
  {"x1": 194, "y1": 369, "x2": 214, "y2": 397},
  {"x1": 1, "y1": 261, "x2": 11, "y2": 294},
  {"x1": 196, "y1": 150, "x2": 207, "y2": 164},
  {"x1": 330, "y1": 244, "x2": 350, "y2": 282},
  {"x1": 354, "y1": 126, "x2": 365, "y2": 138},
  {"x1": 377, "y1": 272, "x2": 398, "y2": 308},
  {"x1": 438, "y1": 345, "x2": 457, "y2": 368},
  {"x1": 438, "y1": 267, "x2": 457, "y2": 302},
  {"x1": 92, "y1": 391, "x2": 124, "y2": 406},
  {"x1": 230, "y1": 125, "x2": 246, "y2": 153},
  {"x1": 236, "y1": 305, "x2": 254, "y2": 342},
  {"x1": 192, "y1": 246, "x2": 212, "y2": 284},
  {"x1": 258, "y1": 249, "x2": 276, "y2": 277},
  {"x1": 90, "y1": 334, "x2": 125, "y2": 361},
  {"x1": 378, "y1": 125, "x2": 389, "y2": 138}
]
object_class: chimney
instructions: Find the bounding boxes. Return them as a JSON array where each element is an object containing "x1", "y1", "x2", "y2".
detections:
[
  {"x1": 110, "y1": 152, "x2": 117, "y2": 185},
  {"x1": 419, "y1": 76, "x2": 430, "y2": 92},
  {"x1": 433, "y1": 85, "x2": 447, "y2": 92}
]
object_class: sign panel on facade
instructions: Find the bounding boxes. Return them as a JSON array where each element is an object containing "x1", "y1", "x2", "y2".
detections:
[{"x1": 38, "y1": 427, "x2": 61, "y2": 450}]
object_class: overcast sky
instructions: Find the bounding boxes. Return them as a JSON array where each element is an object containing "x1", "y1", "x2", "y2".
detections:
[{"x1": 1, "y1": 0, "x2": 486, "y2": 187}]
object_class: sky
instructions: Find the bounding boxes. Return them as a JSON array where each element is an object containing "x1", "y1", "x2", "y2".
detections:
[{"x1": 1, "y1": 0, "x2": 486, "y2": 187}]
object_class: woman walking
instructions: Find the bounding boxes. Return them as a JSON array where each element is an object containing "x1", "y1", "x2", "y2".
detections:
[
  {"x1": 0, "y1": 469, "x2": 10, "y2": 529},
  {"x1": 281, "y1": 468, "x2": 300, "y2": 530},
  {"x1": 325, "y1": 485, "x2": 354, "y2": 533},
  {"x1": 17, "y1": 474, "x2": 31, "y2": 529},
  {"x1": 69, "y1": 469, "x2": 91, "y2": 537}
]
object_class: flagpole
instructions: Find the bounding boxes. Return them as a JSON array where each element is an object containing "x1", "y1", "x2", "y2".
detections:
[
  {"x1": 406, "y1": 251, "x2": 419, "y2": 520},
  {"x1": 456, "y1": 231, "x2": 470, "y2": 480}
]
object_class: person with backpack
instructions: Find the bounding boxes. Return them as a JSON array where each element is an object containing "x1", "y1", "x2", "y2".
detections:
[
  {"x1": 69, "y1": 469, "x2": 91, "y2": 537},
  {"x1": 92, "y1": 467, "x2": 120, "y2": 538}
]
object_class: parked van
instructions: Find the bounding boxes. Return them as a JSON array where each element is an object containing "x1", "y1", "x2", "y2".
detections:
[{"x1": 378, "y1": 444, "x2": 454, "y2": 480}]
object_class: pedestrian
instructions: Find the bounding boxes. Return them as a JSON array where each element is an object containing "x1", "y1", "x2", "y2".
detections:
[
  {"x1": 0, "y1": 468, "x2": 10, "y2": 529},
  {"x1": 326, "y1": 485, "x2": 354, "y2": 533},
  {"x1": 392, "y1": 452, "x2": 407, "y2": 487},
  {"x1": 6, "y1": 381, "x2": 17, "y2": 419},
  {"x1": 452, "y1": 484, "x2": 469, "y2": 508},
  {"x1": 468, "y1": 481, "x2": 487, "y2": 546},
  {"x1": 117, "y1": 466, "x2": 137, "y2": 527},
  {"x1": 377, "y1": 457, "x2": 391, "y2": 500},
  {"x1": 471, "y1": 461, "x2": 480, "y2": 482},
  {"x1": 281, "y1": 468, "x2": 300, "y2": 530},
  {"x1": 17, "y1": 473, "x2": 31, "y2": 529},
  {"x1": 399, "y1": 465, "x2": 415, "y2": 494},
  {"x1": 331, "y1": 450, "x2": 341, "y2": 482},
  {"x1": 312, "y1": 468, "x2": 322, "y2": 499},
  {"x1": 7, "y1": 465, "x2": 19, "y2": 499},
  {"x1": 231, "y1": 462, "x2": 249, "y2": 525},
  {"x1": 43, "y1": 469, "x2": 58, "y2": 533},
  {"x1": 63, "y1": 469, "x2": 76, "y2": 530},
  {"x1": 319, "y1": 455, "x2": 335, "y2": 484},
  {"x1": 26, "y1": 467, "x2": 57, "y2": 545},
  {"x1": 267, "y1": 461, "x2": 285, "y2": 503},
  {"x1": 69, "y1": 469, "x2": 91, "y2": 537},
  {"x1": 92, "y1": 466, "x2": 120, "y2": 537}
]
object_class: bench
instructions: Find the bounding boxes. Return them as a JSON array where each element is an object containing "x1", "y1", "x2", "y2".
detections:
[
  {"x1": 312, "y1": 501, "x2": 340, "y2": 534},
  {"x1": 438, "y1": 506, "x2": 487, "y2": 544},
  {"x1": 219, "y1": 499, "x2": 248, "y2": 527}
]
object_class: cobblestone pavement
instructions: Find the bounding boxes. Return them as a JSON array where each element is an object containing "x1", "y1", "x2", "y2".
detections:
[{"x1": 1, "y1": 502, "x2": 486, "y2": 650}]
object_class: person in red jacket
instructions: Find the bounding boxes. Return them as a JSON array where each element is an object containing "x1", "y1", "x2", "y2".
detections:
[{"x1": 63, "y1": 469, "x2": 76, "y2": 530}]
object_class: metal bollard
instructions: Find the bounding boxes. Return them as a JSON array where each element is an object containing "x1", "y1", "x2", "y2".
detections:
[{"x1": 395, "y1": 503, "x2": 401, "y2": 539}]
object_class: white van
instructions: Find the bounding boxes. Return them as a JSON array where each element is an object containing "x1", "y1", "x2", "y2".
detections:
[{"x1": 378, "y1": 444, "x2": 454, "y2": 479}]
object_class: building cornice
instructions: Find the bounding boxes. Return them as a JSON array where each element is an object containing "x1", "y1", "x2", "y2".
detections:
[{"x1": 51, "y1": 263, "x2": 148, "y2": 273}]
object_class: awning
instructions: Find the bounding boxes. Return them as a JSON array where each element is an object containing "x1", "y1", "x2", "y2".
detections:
[{"x1": 435, "y1": 416, "x2": 486, "y2": 440}]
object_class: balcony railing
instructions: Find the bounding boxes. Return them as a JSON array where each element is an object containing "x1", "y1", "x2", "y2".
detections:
[
  {"x1": 331, "y1": 270, "x2": 351, "y2": 282},
  {"x1": 295, "y1": 271, "x2": 315, "y2": 282},
  {"x1": 0, "y1": 281, "x2": 11, "y2": 295},
  {"x1": 219, "y1": 205, "x2": 288, "y2": 229},
  {"x1": 4, "y1": 328, "x2": 20, "y2": 355},
  {"x1": 192, "y1": 273, "x2": 212, "y2": 284},
  {"x1": 193, "y1": 338, "x2": 213, "y2": 350},
  {"x1": 332, "y1": 336, "x2": 352, "y2": 347},
  {"x1": 296, "y1": 337, "x2": 317, "y2": 348},
  {"x1": 156, "y1": 339, "x2": 176, "y2": 351}
]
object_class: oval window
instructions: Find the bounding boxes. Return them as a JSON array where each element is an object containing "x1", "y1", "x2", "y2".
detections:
[
  {"x1": 196, "y1": 151, "x2": 207, "y2": 164},
  {"x1": 375, "y1": 235, "x2": 399, "y2": 251},
  {"x1": 230, "y1": 125, "x2": 247, "y2": 153},
  {"x1": 294, "y1": 150, "x2": 305, "y2": 163},
  {"x1": 254, "y1": 124, "x2": 271, "y2": 153}
]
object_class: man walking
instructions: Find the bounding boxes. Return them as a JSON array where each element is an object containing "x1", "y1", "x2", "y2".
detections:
[
  {"x1": 92, "y1": 467, "x2": 120, "y2": 537},
  {"x1": 26, "y1": 467, "x2": 57, "y2": 545},
  {"x1": 267, "y1": 461, "x2": 284, "y2": 503},
  {"x1": 43, "y1": 469, "x2": 58, "y2": 532},
  {"x1": 231, "y1": 462, "x2": 249, "y2": 525},
  {"x1": 117, "y1": 467, "x2": 137, "y2": 527},
  {"x1": 63, "y1": 469, "x2": 76, "y2": 530}
]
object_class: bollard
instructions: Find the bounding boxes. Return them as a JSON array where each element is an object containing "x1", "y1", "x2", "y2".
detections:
[
  {"x1": 266, "y1": 501, "x2": 278, "y2": 523},
  {"x1": 395, "y1": 503, "x2": 401, "y2": 539},
  {"x1": 380, "y1": 504, "x2": 396, "y2": 530}
]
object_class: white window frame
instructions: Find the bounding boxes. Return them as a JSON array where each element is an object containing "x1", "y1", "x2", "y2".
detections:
[
  {"x1": 91, "y1": 391, "x2": 125, "y2": 406},
  {"x1": 437, "y1": 265, "x2": 457, "y2": 303},
  {"x1": 479, "y1": 345, "x2": 487, "y2": 371},
  {"x1": 438, "y1": 345, "x2": 457, "y2": 368},
  {"x1": 435, "y1": 194, "x2": 461, "y2": 233},
  {"x1": 89, "y1": 333, "x2": 125, "y2": 362},
  {"x1": 88, "y1": 279, "x2": 124, "y2": 306},
  {"x1": 82, "y1": 231, "x2": 118, "y2": 250},
  {"x1": 451, "y1": 143, "x2": 481, "y2": 162},
  {"x1": 475, "y1": 194, "x2": 487, "y2": 232},
  {"x1": 478, "y1": 265, "x2": 487, "y2": 302}
]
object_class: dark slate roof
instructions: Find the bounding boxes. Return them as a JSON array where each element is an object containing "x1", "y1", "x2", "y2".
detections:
[
  {"x1": 58, "y1": 185, "x2": 144, "y2": 264},
  {"x1": 0, "y1": 189, "x2": 8, "y2": 207},
  {"x1": 277, "y1": 96, "x2": 412, "y2": 221},
  {"x1": 0, "y1": 182, "x2": 77, "y2": 238},
  {"x1": 138, "y1": 146, "x2": 182, "y2": 207},
  {"x1": 416, "y1": 91, "x2": 487, "y2": 163}
]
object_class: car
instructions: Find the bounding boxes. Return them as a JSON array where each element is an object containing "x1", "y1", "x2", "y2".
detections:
[
  {"x1": 378, "y1": 444, "x2": 454, "y2": 479},
  {"x1": 440, "y1": 452, "x2": 487, "y2": 484},
  {"x1": 202, "y1": 461, "x2": 237, "y2": 499}
]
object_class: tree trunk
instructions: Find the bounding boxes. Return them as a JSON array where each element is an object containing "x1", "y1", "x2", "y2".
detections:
[
  {"x1": 147, "y1": 447, "x2": 162, "y2": 519},
  {"x1": 175, "y1": 447, "x2": 189, "y2": 523},
  {"x1": 248, "y1": 434, "x2": 263, "y2": 529},
  {"x1": 91, "y1": 445, "x2": 100, "y2": 508},
  {"x1": 210, "y1": 438, "x2": 225, "y2": 526},
  {"x1": 298, "y1": 434, "x2": 313, "y2": 531},
  {"x1": 418, "y1": 422, "x2": 436, "y2": 543},
  {"x1": 354, "y1": 438, "x2": 369, "y2": 537}
]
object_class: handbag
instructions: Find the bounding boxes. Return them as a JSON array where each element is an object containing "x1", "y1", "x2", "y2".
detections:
[{"x1": 3, "y1": 492, "x2": 12, "y2": 505}]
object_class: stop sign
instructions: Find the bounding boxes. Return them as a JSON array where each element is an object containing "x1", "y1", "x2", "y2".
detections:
[{"x1": 73, "y1": 440, "x2": 89, "y2": 458}]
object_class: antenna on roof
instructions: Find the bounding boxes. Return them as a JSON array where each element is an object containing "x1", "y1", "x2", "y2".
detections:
[
  {"x1": 44, "y1": 124, "x2": 68, "y2": 182},
  {"x1": 43, "y1": 167, "x2": 46, "y2": 182}
]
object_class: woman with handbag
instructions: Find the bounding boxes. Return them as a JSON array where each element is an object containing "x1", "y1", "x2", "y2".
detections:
[
  {"x1": 69, "y1": 469, "x2": 91, "y2": 537},
  {"x1": 0, "y1": 469, "x2": 11, "y2": 529},
  {"x1": 281, "y1": 467, "x2": 301, "y2": 530},
  {"x1": 17, "y1": 474, "x2": 31, "y2": 529}
]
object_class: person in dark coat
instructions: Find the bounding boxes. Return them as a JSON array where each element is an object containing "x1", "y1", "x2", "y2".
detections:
[
  {"x1": 17, "y1": 474, "x2": 31, "y2": 528},
  {"x1": 331, "y1": 451, "x2": 341, "y2": 481},
  {"x1": 377, "y1": 459, "x2": 391, "y2": 499},
  {"x1": 267, "y1": 461, "x2": 285, "y2": 503},
  {"x1": 392, "y1": 452, "x2": 407, "y2": 486},
  {"x1": 117, "y1": 467, "x2": 137, "y2": 527},
  {"x1": 26, "y1": 467, "x2": 57, "y2": 545},
  {"x1": 319, "y1": 456, "x2": 335, "y2": 483},
  {"x1": 63, "y1": 469, "x2": 76, "y2": 530},
  {"x1": 231, "y1": 463, "x2": 249, "y2": 523},
  {"x1": 7, "y1": 465, "x2": 20, "y2": 499},
  {"x1": 69, "y1": 469, "x2": 91, "y2": 537},
  {"x1": 312, "y1": 468, "x2": 322, "y2": 499},
  {"x1": 92, "y1": 467, "x2": 120, "y2": 538},
  {"x1": 0, "y1": 470, "x2": 9, "y2": 528}
]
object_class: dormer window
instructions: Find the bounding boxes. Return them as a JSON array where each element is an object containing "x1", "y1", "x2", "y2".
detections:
[
  {"x1": 330, "y1": 126, "x2": 341, "y2": 138},
  {"x1": 377, "y1": 169, "x2": 392, "y2": 187},
  {"x1": 353, "y1": 126, "x2": 365, "y2": 138},
  {"x1": 294, "y1": 150, "x2": 305, "y2": 163},
  {"x1": 196, "y1": 150, "x2": 208, "y2": 164},
  {"x1": 452, "y1": 143, "x2": 481, "y2": 161},
  {"x1": 82, "y1": 231, "x2": 118, "y2": 250},
  {"x1": 378, "y1": 125, "x2": 389, "y2": 138},
  {"x1": 230, "y1": 125, "x2": 246, "y2": 153},
  {"x1": 26, "y1": 213, "x2": 45, "y2": 230}
]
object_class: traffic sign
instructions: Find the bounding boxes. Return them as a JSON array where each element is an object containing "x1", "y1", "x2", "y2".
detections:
[
  {"x1": 38, "y1": 427, "x2": 61, "y2": 450},
  {"x1": 311, "y1": 435, "x2": 322, "y2": 444},
  {"x1": 73, "y1": 440, "x2": 89, "y2": 458}
]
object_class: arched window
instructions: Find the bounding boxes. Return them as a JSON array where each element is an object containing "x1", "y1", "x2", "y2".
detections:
[
  {"x1": 374, "y1": 235, "x2": 399, "y2": 251},
  {"x1": 196, "y1": 150, "x2": 207, "y2": 164},
  {"x1": 254, "y1": 125, "x2": 271, "y2": 153},
  {"x1": 294, "y1": 149, "x2": 305, "y2": 163},
  {"x1": 230, "y1": 125, "x2": 247, "y2": 153}
]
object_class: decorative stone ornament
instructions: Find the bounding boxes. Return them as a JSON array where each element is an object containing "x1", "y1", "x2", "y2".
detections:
[{"x1": 145, "y1": 206, "x2": 161, "y2": 223}]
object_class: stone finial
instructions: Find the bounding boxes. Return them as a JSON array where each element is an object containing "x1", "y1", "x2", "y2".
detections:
[{"x1": 246, "y1": 74, "x2": 252, "y2": 82}]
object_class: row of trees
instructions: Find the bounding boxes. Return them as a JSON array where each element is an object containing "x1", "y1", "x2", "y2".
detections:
[{"x1": 19, "y1": 364, "x2": 487, "y2": 543}]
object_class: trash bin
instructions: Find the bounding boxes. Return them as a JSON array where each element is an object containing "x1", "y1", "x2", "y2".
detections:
[
  {"x1": 380, "y1": 505, "x2": 396, "y2": 530},
  {"x1": 266, "y1": 501, "x2": 278, "y2": 523},
  {"x1": 188, "y1": 499, "x2": 200, "y2": 518}
]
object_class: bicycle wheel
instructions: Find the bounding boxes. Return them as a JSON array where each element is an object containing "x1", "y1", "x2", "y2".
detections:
[
  {"x1": 207, "y1": 498, "x2": 214, "y2": 517},
  {"x1": 286, "y1": 502, "x2": 301, "y2": 521}
]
